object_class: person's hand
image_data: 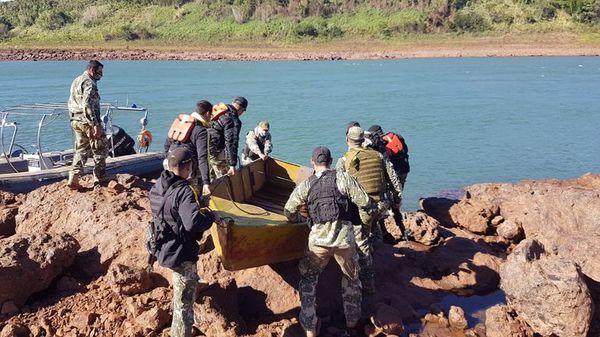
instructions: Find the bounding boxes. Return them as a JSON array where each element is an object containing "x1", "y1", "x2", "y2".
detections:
[
  {"x1": 259, "y1": 153, "x2": 267, "y2": 160},
  {"x1": 198, "y1": 194, "x2": 211, "y2": 208},
  {"x1": 227, "y1": 166, "x2": 236, "y2": 176},
  {"x1": 213, "y1": 212, "x2": 221, "y2": 224},
  {"x1": 92, "y1": 125, "x2": 104, "y2": 139},
  {"x1": 202, "y1": 184, "x2": 211, "y2": 196}
]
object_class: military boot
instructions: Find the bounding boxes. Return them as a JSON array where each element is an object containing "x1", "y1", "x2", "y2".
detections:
[
  {"x1": 67, "y1": 172, "x2": 82, "y2": 190},
  {"x1": 93, "y1": 174, "x2": 115, "y2": 185}
]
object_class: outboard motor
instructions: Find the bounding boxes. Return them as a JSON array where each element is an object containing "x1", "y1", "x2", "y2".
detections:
[{"x1": 106, "y1": 125, "x2": 136, "y2": 157}]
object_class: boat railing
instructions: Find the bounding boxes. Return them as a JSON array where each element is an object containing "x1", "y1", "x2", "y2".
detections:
[{"x1": 0, "y1": 102, "x2": 151, "y2": 173}]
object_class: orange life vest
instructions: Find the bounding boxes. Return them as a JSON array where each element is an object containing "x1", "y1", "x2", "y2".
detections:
[
  {"x1": 167, "y1": 114, "x2": 196, "y2": 143},
  {"x1": 383, "y1": 132, "x2": 405, "y2": 156},
  {"x1": 211, "y1": 103, "x2": 229, "y2": 121}
]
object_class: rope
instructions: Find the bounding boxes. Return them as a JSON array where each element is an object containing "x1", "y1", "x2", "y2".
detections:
[{"x1": 211, "y1": 176, "x2": 270, "y2": 217}]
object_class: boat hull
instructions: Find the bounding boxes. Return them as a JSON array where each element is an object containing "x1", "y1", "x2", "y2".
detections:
[
  {"x1": 209, "y1": 158, "x2": 312, "y2": 271},
  {"x1": 0, "y1": 152, "x2": 164, "y2": 193}
]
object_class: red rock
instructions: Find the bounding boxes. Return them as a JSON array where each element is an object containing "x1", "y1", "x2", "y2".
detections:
[
  {"x1": 0, "y1": 323, "x2": 30, "y2": 337},
  {"x1": 135, "y1": 307, "x2": 169, "y2": 333},
  {"x1": 0, "y1": 232, "x2": 79, "y2": 306},
  {"x1": 448, "y1": 305, "x2": 468, "y2": 330},
  {"x1": 108, "y1": 263, "x2": 153, "y2": 296},
  {"x1": 1, "y1": 301, "x2": 19, "y2": 315}
]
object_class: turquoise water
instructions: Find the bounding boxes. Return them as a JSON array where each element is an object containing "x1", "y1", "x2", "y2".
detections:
[{"x1": 1, "y1": 58, "x2": 599, "y2": 208}]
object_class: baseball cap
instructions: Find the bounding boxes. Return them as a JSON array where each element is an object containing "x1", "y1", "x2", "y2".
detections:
[
  {"x1": 346, "y1": 121, "x2": 360, "y2": 134},
  {"x1": 167, "y1": 147, "x2": 193, "y2": 168},
  {"x1": 312, "y1": 146, "x2": 332, "y2": 164},
  {"x1": 347, "y1": 126, "x2": 365, "y2": 141},
  {"x1": 368, "y1": 124, "x2": 383, "y2": 136},
  {"x1": 233, "y1": 96, "x2": 248, "y2": 109}
]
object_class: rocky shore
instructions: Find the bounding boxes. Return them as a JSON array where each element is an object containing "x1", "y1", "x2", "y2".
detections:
[
  {"x1": 0, "y1": 173, "x2": 598, "y2": 337},
  {"x1": 2, "y1": 43, "x2": 600, "y2": 61}
]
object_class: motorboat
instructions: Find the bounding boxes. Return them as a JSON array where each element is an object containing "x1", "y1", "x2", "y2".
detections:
[{"x1": 0, "y1": 102, "x2": 163, "y2": 193}]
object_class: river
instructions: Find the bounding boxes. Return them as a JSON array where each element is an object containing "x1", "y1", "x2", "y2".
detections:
[{"x1": 1, "y1": 57, "x2": 599, "y2": 208}]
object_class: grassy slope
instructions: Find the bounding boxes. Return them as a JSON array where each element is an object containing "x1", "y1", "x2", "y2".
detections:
[{"x1": 1, "y1": 1, "x2": 600, "y2": 52}]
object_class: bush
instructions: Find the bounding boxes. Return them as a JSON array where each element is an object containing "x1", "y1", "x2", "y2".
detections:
[
  {"x1": 452, "y1": 8, "x2": 491, "y2": 32},
  {"x1": 292, "y1": 16, "x2": 343, "y2": 38},
  {"x1": 104, "y1": 25, "x2": 155, "y2": 41},
  {"x1": 578, "y1": 0, "x2": 600, "y2": 23},
  {"x1": 36, "y1": 10, "x2": 71, "y2": 30},
  {"x1": 388, "y1": 9, "x2": 427, "y2": 34},
  {"x1": 81, "y1": 5, "x2": 111, "y2": 27},
  {"x1": 0, "y1": 16, "x2": 12, "y2": 36}
]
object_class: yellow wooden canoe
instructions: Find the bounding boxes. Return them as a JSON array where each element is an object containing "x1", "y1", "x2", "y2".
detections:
[{"x1": 208, "y1": 158, "x2": 312, "y2": 271}]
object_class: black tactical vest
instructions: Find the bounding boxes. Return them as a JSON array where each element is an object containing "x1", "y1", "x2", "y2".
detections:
[{"x1": 306, "y1": 170, "x2": 351, "y2": 225}]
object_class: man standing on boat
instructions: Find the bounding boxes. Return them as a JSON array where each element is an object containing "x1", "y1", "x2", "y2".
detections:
[
  {"x1": 336, "y1": 126, "x2": 402, "y2": 295},
  {"x1": 284, "y1": 146, "x2": 373, "y2": 337},
  {"x1": 67, "y1": 60, "x2": 108, "y2": 189},
  {"x1": 241, "y1": 121, "x2": 272, "y2": 165},
  {"x1": 208, "y1": 96, "x2": 248, "y2": 179}
]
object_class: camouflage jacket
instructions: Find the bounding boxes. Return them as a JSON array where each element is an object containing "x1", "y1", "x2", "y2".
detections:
[
  {"x1": 68, "y1": 71, "x2": 101, "y2": 125},
  {"x1": 336, "y1": 146, "x2": 403, "y2": 197},
  {"x1": 284, "y1": 169, "x2": 372, "y2": 248}
]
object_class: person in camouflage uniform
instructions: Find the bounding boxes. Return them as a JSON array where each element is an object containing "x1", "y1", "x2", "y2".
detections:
[
  {"x1": 149, "y1": 148, "x2": 218, "y2": 337},
  {"x1": 67, "y1": 60, "x2": 109, "y2": 189},
  {"x1": 336, "y1": 126, "x2": 402, "y2": 295},
  {"x1": 285, "y1": 146, "x2": 373, "y2": 337}
]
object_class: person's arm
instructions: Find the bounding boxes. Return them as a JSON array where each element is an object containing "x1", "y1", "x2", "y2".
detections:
[
  {"x1": 335, "y1": 157, "x2": 346, "y2": 172},
  {"x1": 222, "y1": 114, "x2": 237, "y2": 167},
  {"x1": 82, "y1": 79, "x2": 100, "y2": 126},
  {"x1": 384, "y1": 155, "x2": 403, "y2": 196},
  {"x1": 339, "y1": 172, "x2": 371, "y2": 211},
  {"x1": 193, "y1": 127, "x2": 210, "y2": 189},
  {"x1": 264, "y1": 133, "x2": 272, "y2": 155},
  {"x1": 284, "y1": 180, "x2": 309, "y2": 223},
  {"x1": 178, "y1": 186, "x2": 216, "y2": 233},
  {"x1": 163, "y1": 137, "x2": 172, "y2": 154},
  {"x1": 246, "y1": 131, "x2": 262, "y2": 156}
]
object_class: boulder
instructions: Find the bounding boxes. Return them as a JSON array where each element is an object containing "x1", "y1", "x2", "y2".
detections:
[
  {"x1": 0, "y1": 232, "x2": 79, "y2": 307},
  {"x1": 410, "y1": 237, "x2": 504, "y2": 295},
  {"x1": 485, "y1": 304, "x2": 533, "y2": 337},
  {"x1": 500, "y1": 239, "x2": 594, "y2": 337},
  {"x1": 0, "y1": 323, "x2": 30, "y2": 337},
  {"x1": 448, "y1": 199, "x2": 499, "y2": 234},
  {"x1": 495, "y1": 219, "x2": 522, "y2": 241},
  {"x1": 401, "y1": 212, "x2": 440, "y2": 246},
  {"x1": 194, "y1": 277, "x2": 246, "y2": 336},
  {"x1": 0, "y1": 191, "x2": 21, "y2": 238},
  {"x1": 370, "y1": 303, "x2": 404, "y2": 335},
  {"x1": 419, "y1": 197, "x2": 457, "y2": 227},
  {"x1": 135, "y1": 306, "x2": 170, "y2": 334},
  {"x1": 448, "y1": 306, "x2": 468, "y2": 330},
  {"x1": 108, "y1": 263, "x2": 153, "y2": 296}
]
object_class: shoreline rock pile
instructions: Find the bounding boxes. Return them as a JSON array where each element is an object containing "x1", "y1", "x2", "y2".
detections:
[{"x1": 0, "y1": 173, "x2": 597, "y2": 337}]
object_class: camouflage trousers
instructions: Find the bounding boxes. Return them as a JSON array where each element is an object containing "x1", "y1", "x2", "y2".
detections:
[
  {"x1": 355, "y1": 200, "x2": 390, "y2": 291},
  {"x1": 208, "y1": 151, "x2": 229, "y2": 180},
  {"x1": 298, "y1": 243, "x2": 362, "y2": 332},
  {"x1": 171, "y1": 261, "x2": 199, "y2": 337},
  {"x1": 70, "y1": 121, "x2": 108, "y2": 178}
]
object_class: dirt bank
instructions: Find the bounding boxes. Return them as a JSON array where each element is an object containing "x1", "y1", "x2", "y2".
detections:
[{"x1": 1, "y1": 38, "x2": 600, "y2": 61}]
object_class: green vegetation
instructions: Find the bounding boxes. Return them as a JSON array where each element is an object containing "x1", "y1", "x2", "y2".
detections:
[{"x1": 0, "y1": 0, "x2": 599, "y2": 45}]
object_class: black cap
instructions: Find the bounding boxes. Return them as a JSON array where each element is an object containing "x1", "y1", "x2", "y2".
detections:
[
  {"x1": 312, "y1": 146, "x2": 332, "y2": 164},
  {"x1": 167, "y1": 147, "x2": 193, "y2": 168},
  {"x1": 233, "y1": 96, "x2": 248, "y2": 109},
  {"x1": 346, "y1": 121, "x2": 360, "y2": 134},
  {"x1": 368, "y1": 124, "x2": 383, "y2": 136}
]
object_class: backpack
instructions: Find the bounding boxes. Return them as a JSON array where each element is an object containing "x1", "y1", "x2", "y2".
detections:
[
  {"x1": 382, "y1": 132, "x2": 410, "y2": 174},
  {"x1": 146, "y1": 181, "x2": 187, "y2": 271},
  {"x1": 382, "y1": 132, "x2": 406, "y2": 156},
  {"x1": 168, "y1": 114, "x2": 196, "y2": 143}
]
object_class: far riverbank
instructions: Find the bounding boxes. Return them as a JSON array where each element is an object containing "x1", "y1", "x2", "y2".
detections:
[{"x1": 2, "y1": 34, "x2": 600, "y2": 61}]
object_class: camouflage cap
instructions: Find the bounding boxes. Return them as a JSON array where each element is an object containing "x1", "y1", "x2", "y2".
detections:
[{"x1": 347, "y1": 126, "x2": 364, "y2": 141}]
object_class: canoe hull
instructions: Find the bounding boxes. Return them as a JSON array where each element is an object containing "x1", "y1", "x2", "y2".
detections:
[{"x1": 209, "y1": 158, "x2": 311, "y2": 271}]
